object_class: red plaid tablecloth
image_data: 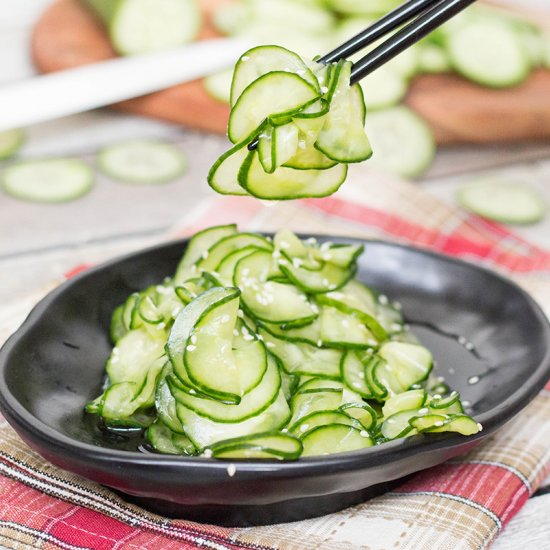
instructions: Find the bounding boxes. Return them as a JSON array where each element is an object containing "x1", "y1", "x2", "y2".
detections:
[{"x1": 1, "y1": 169, "x2": 549, "y2": 549}]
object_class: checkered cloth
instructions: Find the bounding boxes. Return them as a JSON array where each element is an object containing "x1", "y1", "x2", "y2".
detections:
[{"x1": 1, "y1": 166, "x2": 549, "y2": 549}]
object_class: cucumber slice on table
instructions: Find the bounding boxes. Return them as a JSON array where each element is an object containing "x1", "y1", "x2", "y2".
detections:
[
  {"x1": 1, "y1": 158, "x2": 93, "y2": 203},
  {"x1": 0, "y1": 128, "x2": 25, "y2": 160},
  {"x1": 447, "y1": 18, "x2": 529, "y2": 87},
  {"x1": 360, "y1": 66, "x2": 407, "y2": 110},
  {"x1": 83, "y1": 0, "x2": 201, "y2": 56},
  {"x1": 418, "y1": 44, "x2": 450, "y2": 73},
  {"x1": 365, "y1": 106, "x2": 435, "y2": 179},
  {"x1": 457, "y1": 179, "x2": 546, "y2": 225},
  {"x1": 203, "y1": 69, "x2": 233, "y2": 103},
  {"x1": 98, "y1": 139, "x2": 187, "y2": 184}
]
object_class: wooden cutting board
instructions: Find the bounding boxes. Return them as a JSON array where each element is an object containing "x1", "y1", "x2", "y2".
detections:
[{"x1": 31, "y1": 0, "x2": 550, "y2": 144}]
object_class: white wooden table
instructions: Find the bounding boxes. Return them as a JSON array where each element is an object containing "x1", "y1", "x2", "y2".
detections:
[{"x1": 0, "y1": 1, "x2": 548, "y2": 547}]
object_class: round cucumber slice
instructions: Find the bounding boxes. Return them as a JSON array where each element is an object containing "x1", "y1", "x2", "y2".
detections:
[
  {"x1": 1, "y1": 158, "x2": 93, "y2": 203},
  {"x1": 301, "y1": 424, "x2": 373, "y2": 456},
  {"x1": 98, "y1": 139, "x2": 187, "y2": 185},
  {"x1": 0, "y1": 128, "x2": 25, "y2": 160},
  {"x1": 457, "y1": 179, "x2": 546, "y2": 225},
  {"x1": 108, "y1": 0, "x2": 201, "y2": 55},
  {"x1": 360, "y1": 66, "x2": 407, "y2": 110},
  {"x1": 203, "y1": 69, "x2": 233, "y2": 104},
  {"x1": 447, "y1": 18, "x2": 529, "y2": 88},
  {"x1": 365, "y1": 106, "x2": 435, "y2": 179}
]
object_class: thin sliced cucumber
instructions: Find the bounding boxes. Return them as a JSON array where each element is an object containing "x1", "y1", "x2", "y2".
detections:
[
  {"x1": 278, "y1": 257, "x2": 353, "y2": 294},
  {"x1": 230, "y1": 45, "x2": 320, "y2": 106},
  {"x1": 207, "y1": 431, "x2": 302, "y2": 460},
  {"x1": 290, "y1": 410, "x2": 360, "y2": 435},
  {"x1": 174, "y1": 223, "x2": 237, "y2": 283},
  {"x1": 198, "y1": 232, "x2": 272, "y2": 271},
  {"x1": 410, "y1": 414, "x2": 481, "y2": 436},
  {"x1": 457, "y1": 179, "x2": 546, "y2": 225},
  {"x1": 0, "y1": 128, "x2": 25, "y2": 160},
  {"x1": 260, "y1": 328, "x2": 342, "y2": 379},
  {"x1": 288, "y1": 388, "x2": 343, "y2": 427},
  {"x1": 380, "y1": 408, "x2": 420, "y2": 440},
  {"x1": 326, "y1": 0, "x2": 400, "y2": 16},
  {"x1": 360, "y1": 66, "x2": 407, "y2": 110},
  {"x1": 301, "y1": 424, "x2": 373, "y2": 456},
  {"x1": 429, "y1": 391, "x2": 464, "y2": 415},
  {"x1": 258, "y1": 123, "x2": 299, "y2": 174},
  {"x1": 217, "y1": 245, "x2": 263, "y2": 284},
  {"x1": 207, "y1": 141, "x2": 252, "y2": 196},
  {"x1": 365, "y1": 106, "x2": 435, "y2": 179},
  {"x1": 339, "y1": 402, "x2": 377, "y2": 430},
  {"x1": 176, "y1": 387, "x2": 289, "y2": 450},
  {"x1": 378, "y1": 342, "x2": 433, "y2": 390},
  {"x1": 382, "y1": 389, "x2": 428, "y2": 418},
  {"x1": 147, "y1": 420, "x2": 195, "y2": 455},
  {"x1": 84, "y1": 0, "x2": 201, "y2": 56},
  {"x1": 419, "y1": 44, "x2": 450, "y2": 73},
  {"x1": 97, "y1": 139, "x2": 187, "y2": 184},
  {"x1": 341, "y1": 351, "x2": 373, "y2": 398},
  {"x1": 447, "y1": 18, "x2": 529, "y2": 88},
  {"x1": 315, "y1": 62, "x2": 372, "y2": 163},
  {"x1": 1, "y1": 158, "x2": 93, "y2": 203},
  {"x1": 234, "y1": 249, "x2": 317, "y2": 325},
  {"x1": 203, "y1": 69, "x2": 233, "y2": 104},
  {"x1": 110, "y1": 305, "x2": 126, "y2": 344},
  {"x1": 183, "y1": 289, "x2": 267, "y2": 401},
  {"x1": 170, "y1": 354, "x2": 280, "y2": 423},
  {"x1": 228, "y1": 71, "x2": 319, "y2": 144}
]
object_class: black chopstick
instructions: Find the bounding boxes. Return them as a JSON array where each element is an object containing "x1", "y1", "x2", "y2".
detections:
[
  {"x1": 318, "y1": 0, "x2": 443, "y2": 65},
  {"x1": 350, "y1": 0, "x2": 477, "y2": 83},
  {"x1": 247, "y1": 0, "x2": 476, "y2": 150}
]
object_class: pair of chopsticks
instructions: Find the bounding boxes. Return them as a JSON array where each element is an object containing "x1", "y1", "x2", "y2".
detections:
[
  {"x1": 248, "y1": 0, "x2": 476, "y2": 150},
  {"x1": 322, "y1": 0, "x2": 477, "y2": 84}
]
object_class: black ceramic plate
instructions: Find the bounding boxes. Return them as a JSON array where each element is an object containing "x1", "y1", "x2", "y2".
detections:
[{"x1": 1, "y1": 237, "x2": 549, "y2": 527}]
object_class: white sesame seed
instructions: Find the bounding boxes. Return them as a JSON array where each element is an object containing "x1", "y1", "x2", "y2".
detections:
[
  {"x1": 203, "y1": 449, "x2": 213, "y2": 457},
  {"x1": 317, "y1": 339, "x2": 323, "y2": 347},
  {"x1": 220, "y1": 314, "x2": 230, "y2": 323},
  {"x1": 293, "y1": 258, "x2": 303, "y2": 268},
  {"x1": 233, "y1": 329, "x2": 239, "y2": 336},
  {"x1": 281, "y1": 428, "x2": 288, "y2": 433},
  {"x1": 434, "y1": 421, "x2": 444, "y2": 427},
  {"x1": 305, "y1": 237, "x2": 317, "y2": 245},
  {"x1": 462, "y1": 400, "x2": 471, "y2": 407},
  {"x1": 477, "y1": 423, "x2": 483, "y2": 431},
  {"x1": 378, "y1": 294, "x2": 388, "y2": 305},
  {"x1": 468, "y1": 376, "x2": 480, "y2": 385},
  {"x1": 266, "y1": 342, "x2": 275, "y2": 348},
  {"x1": 360, "y1": 430, "x2": 369, "y2": 438},
  {"x1": 300, "y1": 424, "x2": 310, "y2": 432},
  {"x1": 392, "y1": 301, "x2": 402, "y2": 311},
  {"x1": 237, "y1": 309, "x2": 244, "y2": 318},
  {"x1": 418, "y1": 408, "x2": 428, "y2": 415},
  {"x1": 189, "y1": 389, "x2": 196, "y2": 395},
  {"x1": 465, "y1": 342, "x2": 474, "y2": 351},
  {"x1": 241, "y1": 55, "x2": 250, "y2": 61},
  {"x1": 227, "y1": 464, "x2": 236, "y2": 477},
  {"x1": 201, "y1": 251, "x2": 209, "y2": 259},
  {"x1": 458, "y1": 336, "x2": 467, "y2": 345},
  {"x1": 279, "y1": 241, "x2": 290, "y2": 249},
  {"x1": 186, "y1": 345, "x2": 196, "y2": 352},
  {"x1": 320, "y1": 86, "x2": 328, "y2": 93}
]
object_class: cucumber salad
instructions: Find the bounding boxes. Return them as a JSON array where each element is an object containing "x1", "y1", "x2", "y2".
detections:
[
  {"x1": 208, "y1": 45, "x2": 372, "y2": 199},
  {"x1": 86, "y1": 225, "x2": 481, "y2": 459}
]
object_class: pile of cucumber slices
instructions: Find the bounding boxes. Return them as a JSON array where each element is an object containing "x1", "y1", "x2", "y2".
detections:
[
  {"x1": 87, "y1": 224, "x2": 481, "y2": 459},
  {"x1": 207, "y1": 0, "x2": 550, "y2": 178},
  {"x1": 209, "y1": 45, "x2": 371, "y2": 199}
]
